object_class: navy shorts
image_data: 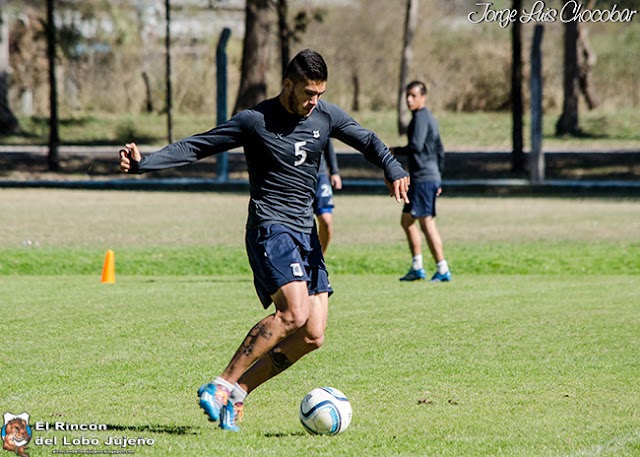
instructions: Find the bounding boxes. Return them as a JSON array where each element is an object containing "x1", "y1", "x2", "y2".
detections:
[
  {"x1": 403, "y1": 181, "x2": 440, "y2": 218},
  {"x1": 313, "y1": 174, "x2": 334, "y2": 216},
  {"x1": 245, "y1": 224, "x2": 333, "y2": 309}
]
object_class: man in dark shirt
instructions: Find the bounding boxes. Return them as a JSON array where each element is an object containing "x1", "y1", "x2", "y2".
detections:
[
  {"x1": 119, "y1": 49, "x2": 409, "y2": 431},
  {"x1": 392, "y1": 80, "x2": 451, "y2": 283}
]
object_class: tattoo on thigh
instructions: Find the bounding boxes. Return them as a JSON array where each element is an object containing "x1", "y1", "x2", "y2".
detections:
[
  {"x1": 241, "y1": 321, "x2": 274, "y2": 357},
  {"x1": 268, "y1": 348, "x2": 293, "y2": 373}
]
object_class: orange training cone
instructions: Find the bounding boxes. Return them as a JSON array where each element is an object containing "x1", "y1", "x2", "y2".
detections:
[{"x1": 101, "y1": 249, "x2": 115, "y2": 283}]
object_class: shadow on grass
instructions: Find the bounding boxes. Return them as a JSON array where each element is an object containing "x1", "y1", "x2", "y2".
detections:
[
  {"x1": 136, "y1": 278, "x2": 252, "y2": 284},
  {"x1": 1, "y1": 115, "x2": 159, "y2": 146},
  {"x1": 549, "y1": 130, "x2": 611, "y2": 141},
  {"x1": 107, "y1": 424, "x2": 308, "y2": 438},
  {"x1": 264, "y1": 431, "x2": 308, "y2": 438},
  {"x1": 63, "y1": 137, "x2": 158, "y2": 146},
  {"x1": 105, "y1": 424, "x2": 197, "y2": 436}
]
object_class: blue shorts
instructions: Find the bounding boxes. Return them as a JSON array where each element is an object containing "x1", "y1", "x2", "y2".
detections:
[
  {"x1": 403, "y1": 181, "x2": 440, "y2": 218},
  {"x1": 245, "y1": 224, "x2": 333, "y2": 309},
  {"x1": 313, "y1": 174, "x2": 334, "y2": 216}
]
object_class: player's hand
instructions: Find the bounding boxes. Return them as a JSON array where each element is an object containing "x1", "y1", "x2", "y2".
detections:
[
  {"x1": 331, "y1": 174, "x2": 342, "y2": 190},
  {"x1": 436, "y1": 187, "x2": 442, "y2": 197},
  {"x1": 119, "y1": 142, "x2": 141, "y2": 173},
  {"x1": 386, "y1": 176, "x2": 410, "y2": 204}
]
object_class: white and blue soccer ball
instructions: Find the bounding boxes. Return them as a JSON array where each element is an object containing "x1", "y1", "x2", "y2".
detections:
[{"x1": 299, "y1": 387, "x2": 352, "y2": 435}]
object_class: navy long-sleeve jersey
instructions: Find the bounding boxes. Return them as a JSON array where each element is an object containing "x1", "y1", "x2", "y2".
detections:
[
  {"x1": 135, "y1": 97, "x2": 408, "y2": 233},
  {"x1": 318, "y1": 139, "x2": 338, "y2": 176},
  {"x1": 395, "y1": 107, "x2": 445, "y2": 182}
]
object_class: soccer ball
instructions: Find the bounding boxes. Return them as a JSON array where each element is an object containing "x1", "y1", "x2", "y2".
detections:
[{"x1": 299, "y1": 387, "x2": 352, "y2": 435}]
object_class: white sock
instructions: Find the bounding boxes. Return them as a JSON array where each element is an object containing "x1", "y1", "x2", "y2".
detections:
[
  {"x1": 412, "y1": 254, "x2": 423, "y2": 270},
  {"x1": 230, "y1": 383, "x2": 248, "y2": 404},
  {"x1": 213, "y1": 376, "x2": 234, "y2": 394},
  {"x1": 436, "y1": 260, "x2": 449, "y2": 275}
]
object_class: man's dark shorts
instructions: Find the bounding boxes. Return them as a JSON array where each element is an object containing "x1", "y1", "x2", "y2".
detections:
[
  {"x1": 245, "y1": 224, "x2": 333, "y2": 309},
  {"x1": 313, "y1": 174, "x2": 334, "y2": 216},
  {"x1": 402, "y1": 181, "x2": 440, "y2": 218}
]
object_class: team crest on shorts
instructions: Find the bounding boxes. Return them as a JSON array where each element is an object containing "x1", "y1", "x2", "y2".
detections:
[
  {"x1": 2, "y1": 412, "x2": 32, "y2": 457},
  {"x1": 290, "y1": 263, "x2": 304, "y2": 277}
]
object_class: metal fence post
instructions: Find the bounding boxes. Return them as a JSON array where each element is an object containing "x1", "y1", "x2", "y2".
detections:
[
  {"x1": 216, "y1": 27, "x2": 231, "y2": 182},
  {"x1": 530, "y1": 24, "x2": 545, "y2": 183}
]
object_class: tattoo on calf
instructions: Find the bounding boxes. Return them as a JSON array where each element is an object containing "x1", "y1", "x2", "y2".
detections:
[
  {"x1": 268, "y1": 348, "x2": 293, "y2": 373},
  {"x1": 241, "y1": 321, "x2": 274, "y2": 357}
]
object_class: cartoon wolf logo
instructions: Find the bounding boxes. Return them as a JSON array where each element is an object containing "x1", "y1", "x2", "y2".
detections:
[{"x1": 1, "y1": 413, "x2": 31, "y2": 457}]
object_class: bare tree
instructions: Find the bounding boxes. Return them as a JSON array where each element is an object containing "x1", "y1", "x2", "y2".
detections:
[
  {"x1": 142, "y1": 71, "x2": 153, "y2": 113},
  {"x1": 165, "y1": 0, "x2": 173, "y2": 143},
  {"x1": 0, "y1": 10, "x2": 19, "y2": 134},
  {"x1": 397, "y1": 0, "x2": 418, "y2": 135},
  {"x1": 46, "y1": 0, "x2": 60, "y2": 171},
  {"x1": 276, "y1": 0, "x2": 290, "y2": 79},
  {"x1": 556, "y1": 20, "x2": 580, "y2": 136},
  {"x1": 511, "y1": 0, "x2": 524, "y2": 173},
  {"x1": 351, "y1": 71, "x2": 360, "y2": 112},
  {"x1": 233, "y1": 0, "x2": 274, "y2": 113},
  {"x1": 577, "y1": 23, "x2": 598, "y2": 110},
  {"x1": 275, "y1": 1, "x2": 326, "y2": 80}
]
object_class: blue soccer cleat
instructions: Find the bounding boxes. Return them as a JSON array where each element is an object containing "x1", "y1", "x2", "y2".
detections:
[
  {"x1": 198, "y1": 383, "x2": 229, "y2": 423},
  {"x1": 430, "y1": 271, "x2": 452, "y2": 282},
  {"x1": 218, "y1": 400, "x2": 241, "y2": 432},
  {"x1": 399, "y1": 268, "x2": 426, "y2": 281}
]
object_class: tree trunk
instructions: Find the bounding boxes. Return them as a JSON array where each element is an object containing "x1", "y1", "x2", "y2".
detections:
[
  {"x1": 0, "y1": 10, "x2": 19, "y2": 134},
  {"x1": 397, "y1": 0, "x2": 418, "y2": 135},
  {"x1": 46, "y1": 0, "x2": 60, "y2": 171},
  {"x1": 577, "y1": 23, "x2": 598, "y2": 110},
  {"x1": 351, "y1": 70, "x2": 360, "y2": 112},
  {"x1": 165, "y1": 0, "x2": 173, "y2": 143},
  {"x1": 276, "y1": 0, "x2": 289, "y2": 80},
  {"x1": 142, "y1": 71, "x2": 153, "y2": 113},
  {"x1": 556, "y1": 21, "x2": 580, "y2": 136},
  {"x1": 511, "y1": 0, "x2": 524, "y2": 173},
  {"x1": 234, "y1": 0, "x2": 273, "y2": 114}
]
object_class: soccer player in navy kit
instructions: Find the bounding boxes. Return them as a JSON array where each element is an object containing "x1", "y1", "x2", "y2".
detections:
[
  {"x1": 315, "y1": 139, "x2": 341, "y2": 253},
  {"x1": 392, "y1": 80, "x2": 451, "y2": 283},
  {"x1": 119, "y1": 49, "x2": 409, "y2": 431}
]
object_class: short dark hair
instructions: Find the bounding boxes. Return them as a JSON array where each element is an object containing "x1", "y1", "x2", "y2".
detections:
[
  {"x1": 284, "y1": 49, "x2": 328, "y2": 84},
  {"x1": 406, "y1": 80, "x2": 427, "y2": 95}
]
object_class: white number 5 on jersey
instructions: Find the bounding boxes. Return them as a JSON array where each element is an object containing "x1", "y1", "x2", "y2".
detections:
[{"x1": 294, "y1": 141, "x2": 308, "y2": 166}]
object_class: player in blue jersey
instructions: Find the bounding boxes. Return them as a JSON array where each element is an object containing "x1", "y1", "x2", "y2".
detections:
[
  {"x1": 315, "y1": 139, "x2": 341, "y2": 253},
  {"x1": 392, "y1": 81, "x2": 451, "y2": 283},
  {"x1": 119, "y1": 49, "x2": 409, "y2": 431}
]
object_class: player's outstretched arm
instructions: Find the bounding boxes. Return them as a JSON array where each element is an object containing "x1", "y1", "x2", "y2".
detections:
[
  {"x1": 386, "y1": 176, "x2": 410, "y2": 204},
  {"x1": 119, "y1": 142, "x2": 141, "y2": 173}
]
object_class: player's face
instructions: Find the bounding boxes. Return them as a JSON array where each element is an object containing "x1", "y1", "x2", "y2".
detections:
[
  {"x1": 406, "y1": 87, "x2": 426, "y2": 112},
  {"x1": 287, "y1": 79, "x2": 327, "y2": 117}
]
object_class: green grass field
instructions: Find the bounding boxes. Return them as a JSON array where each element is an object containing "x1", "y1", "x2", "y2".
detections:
[
  {"x1": 7, "y1": 107, "x2": 640, "y2": 150},
  {"x1": 1, "y1": 190, "x2": 639, "y2": 457}
]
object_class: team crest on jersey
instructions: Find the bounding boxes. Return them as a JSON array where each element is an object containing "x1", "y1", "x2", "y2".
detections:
[
  {"x1": 290, "y1": 263, "x2": 304, "y2": 277},
  {"x1": 312, "y1": 130, "x2": 320, "y2": 138}
]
